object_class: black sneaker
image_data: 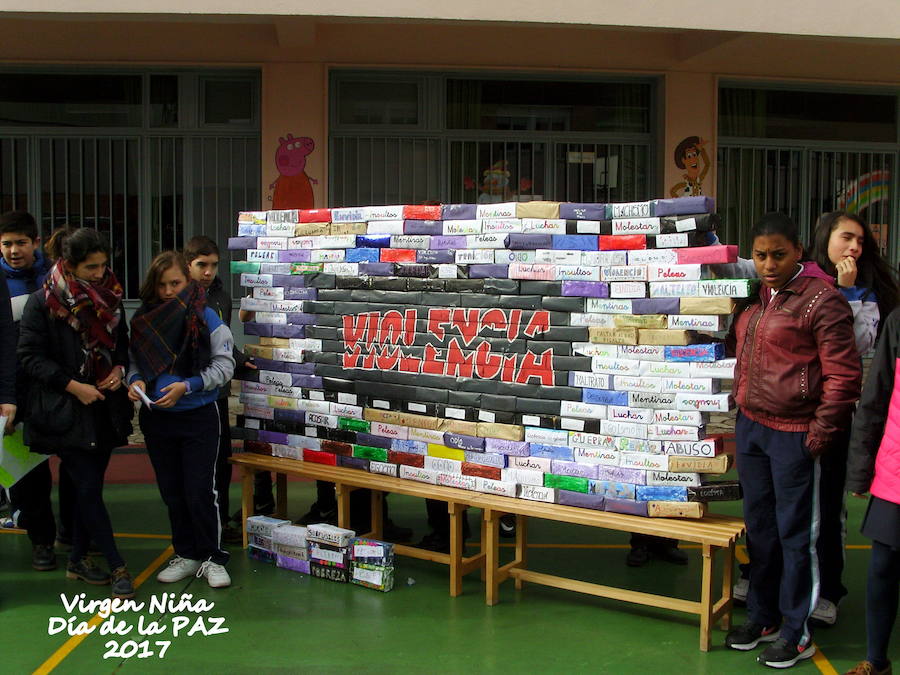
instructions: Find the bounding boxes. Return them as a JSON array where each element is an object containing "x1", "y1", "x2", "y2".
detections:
[
  {"x1": 32, "y1": 544, "x2": 58, "y2": 571},
  {"x1": 222, "y1": 525, "x2": 244, "y2": 546},
  {"x1": 382, "y1": 519, "x2": 413, "y2": 542},
  {"x1": 254, "y1": 499, "x2": 275, "y2": 517},
  {"x1": 626, "y1": 545, "x2": 651, "y2": 567},
  {"x1": 416, "y1": 531, "x2": 451, "y2": 554},
  {"x1": 296, "y1": 503, "x2": 338, "y2": 526},
  {"x1": 757, "y1": 638, "x2": 816, "y2": 668},
  {"x1": 652, "y1": 544, "x2": 689, "y2": 565},
  {"x1": 110, "y1": 567, "x2": 135, "y2": 599},
  {"x1": 499, "y1": 514, "x2": 516, "y2": 539},
  {"x1": 66, "y1": 557, "x2": 111, "y2": 585},
  {"x1": 725, "y1": 622, "x2": 781, "y2": 651}
]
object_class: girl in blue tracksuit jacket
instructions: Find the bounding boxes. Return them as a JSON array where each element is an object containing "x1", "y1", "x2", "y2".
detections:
[{"x1": 128, "y1": 251, "x2": 235, "y2": 589}]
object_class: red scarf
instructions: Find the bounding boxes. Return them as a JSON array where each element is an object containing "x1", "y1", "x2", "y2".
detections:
[{"x1": 44, "y1": 259, "x2": 123, "y2": 381}]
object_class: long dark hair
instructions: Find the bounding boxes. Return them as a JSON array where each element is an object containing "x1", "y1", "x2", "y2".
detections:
[
  {"x1": 138, "y1": 251, "x2": 190, "y2": 304},
  {"x1": 809, "y1": 210, "x2": 898, "y2": 328}
]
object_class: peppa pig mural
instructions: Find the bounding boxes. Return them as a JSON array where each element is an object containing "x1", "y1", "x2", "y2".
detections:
[{"x1": 269, "y1": 133, "x2": 317, "y2": 210}]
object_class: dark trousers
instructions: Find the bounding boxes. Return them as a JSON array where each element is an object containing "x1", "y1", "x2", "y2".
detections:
[
  {"x1": 425, "y1": 498, "x2": 471, "y2": 539},
  {"x1": 9, "y1": 460, "x2": 56, "y2": 546},
  {"x1": 737, "y1": 414, "x2": 820, "y2": 646},
  {"x1": 56, "y1": 447, "x2": 123, "y2": 570},
  {"x1": 142, "y1": 403, "x2": 229, "y2": 566},
  {"x1": 315, "y1": 480, "x2": 389, "y2": 532},
  {"x1": 630, "y1": 534, "x2": 679, "y2": 550},
  {"x1": 214, "y1": 398, "x2": 232, "y2": 526},
  {"x1": 866, "y1": 539, "x2": 900, "y2": 667},
  {"x1": 57, "y1": 465, "x2": 76, "y2": 541}
]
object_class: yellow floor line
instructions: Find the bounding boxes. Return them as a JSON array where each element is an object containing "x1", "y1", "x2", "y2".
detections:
[
  {"x1": 735, "y1": 545, "x2": 750, "y2": 564},
  {"x1": 32, "y1": 545, "x2": 174, "y2": 675},
  {"x1": 0, "y1": 529, "x2": 170, "y2": 540},
  {"x1": 812, "y1": 644, "x2": 839, "y2": 675}
]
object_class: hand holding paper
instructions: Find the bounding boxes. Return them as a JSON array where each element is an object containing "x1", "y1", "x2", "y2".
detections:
[{"x1": 129, "y1": 381, "x2": 154, "y2": 407}]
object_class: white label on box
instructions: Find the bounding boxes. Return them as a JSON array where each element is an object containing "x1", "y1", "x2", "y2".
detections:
[
  {"x1": 620, "y1": 452, "x2": 669, "y2": 472},
  {"x1": 309, "y1": 249, "x2": 345, "y2": 263},
  {"x1": 478, "y1": 409, "x2": 496, "y2": 423},
  {"x1": 572, "y1": 342, "x2": 619, "y2": 358},
  {"x1": 619, "y1": 344, "x2": 666, "y2": 362},
  {"x1": 476, "y1": 202, "x2": 518, "y2": 219},
  {"x1": 560, "y1": 400, "x2": 607, "y2": 419},
  {"x1": 369, "y1": 461, "x2": 398, "y2": 477},
  {"x1": 371, "y1": 421, "x2": 409, "y2": 440},
  {"x1": 391, "y1": 235, "x2": 431, "y2": 249},
  {"x1": 306, "y1": 412, "x2": 338, "y2": 428},
  {"x1": 654, "y1": 233, "x2": 689, "y2": 248},
  {"x1": 518, "y1": 485, "x2": 557, "y2": 503},
  {"x1": 524, "y1": 427, "x2": 570, "y2": 447},
  {"x1": 601, "y1": 265, "x2": 647, "y2": 282},
  {"x1": 570, "y1": 371, "x2": 611, "y2": 389},
  {"x1": 319, "y1": 235, "x2": 357, "y2": 249},
  {"x1": 608, "y1": 406, "x2": 654, "y2": 424},
  {"x1": 330, "y1": 403, "x2": 363, "y2": 419},
  {"x1": 536, "y1": 249, "x2": 582, "y2": 265},
  {"x1": 259, "y1": 263, "x2": 293, "y2": 275},
  {"x1": 273, "y1": 445, "x2": 302, "y2": 460},
  {"x1": 245, "y1": 417, "x2": 261, "y2": 429},
  {"x1": 475, "y1": 477, "x2": 518, "y2": 497},
  {"x1": 364, "y1": 205, "x2": 404, "y2": 221},
  {"x1": 353, "y1": 566, "x2": 384, "y2": 585},
  {"x1": 444, "y1": 407, "x2": 466, "y2": 420},
  {"x1": 556, "y1": 265, "x2": 601, "y2": 282},
  {"x1": 613, "y1": 375, "x2": 663, "y2": 393},
  {"x1": 521, "y1": 218, "x2": 567, "y2": 234},
  {"x1": 648, "y1": 424, "x2": 704, "y2": 441},
  {"x1": 627, "y1": 249, "x2": 679, "y2": 265},
  {"x1": 255, "y1": 312, "x2": 287, "y2": 325},
  {"x1": 240, "y1": 273, "x2": 274, "y2": 288},
  {"x1": 583, "y1": 251, "x2": 627, "y2": 267},
  {"x1": 288, "y1": 236, "x2": 315, "y2": 249},
  {"x1": 247, "y1": 249, "x2": 280, "y2": 263},
  {"x1": 337, "y1": 393, "x2": 358, "y2": 405},
  {"x1": 466, "y1": 233, "x2": 506, "y2": 249},
  {"x1": 442, "y1": 219, "x2": 481, "y2": 235},
  {"x1": 240, "y1": 297, "x2": 271, "y2": 312},
  {"x1": 592, "y1": 357, "x2": 643, "y2": 375},
  {"x1": 662, "y1": 439, "x2": 720, "y2": 457},
  {"x1": 253, "y1": 286, "x2": 283, "y2": 300},
  {"x1": 649, "y1": 281, "x2": 700, "y2": 298},
  {"x1": 601, "y1": 419, "x2": 649, "y2": 439},
  {"x1": 511, "y1": 456, "x2": 552, "y2": 472},
  {"x1": 495, "y1": 249, "x2": 536, "y2": 264},
  {"x1": 509, "y1": 263, "x2": 557, "y2": 280},
  {"x1": 560, "y1": 417, "x2": 585, "y2": 431},
  {"x1": 307, "y1": 391, "x2": 325, "y2": 402},
  {"x1": 243, "y1": 404, "x2": 274, "y2": 420},
  {"x1": 520, "y1": 415, "x2": 540, "y2": 427},
  {"x1": 575, "y1": 221, "x2": 602, "y2": 234},
  {"x1": 610, "y1": 201, "x2": 653, "y2": 219},
  {"x1": 399, "y1": 465, "x2": 439, "y2": 484},
  {"x1": 570, "y1": 313, "x2": 616, "y2": 328},
  {"x1": 585, "y1": 299, "x2": 632, "y2": 314},
  {"x1": 366, "y1": 220, "x2": 404, "y2": 235},
  {"x1": 568, "y1": 431, "x2": 617, "y2": 449},
  {"x1": 609, "y1": 281, "x2": 646, "y2": 298},
  {"x1": 269, "y1": 300, "x2": 305, "y2": 313},
  {"x1": 675, "y1": 393, "x2": 732, "y2": 412},
  {"x1": 437, "y1": 264, "x2": 458, "y2": 278},
  {"x1": 310, "y1": 545, "x2": 345, "y2": 564},
  {"x1": 573, "y1": 446, "x2": 620, "y2": 466},
  {"x1": 354, "y1": 544, "x2": 386, "y2": 558},
  {"x1": 647, "y1": 470, "x2": 701, "y2": 487},
  {"x1": 408, "y1": 427, "x2": 445, "y2": 444},
  {"x1": 256, "y1": 237, "x2": 288, "y2": 250},
  {"x1": 242, "y1": 381, "x2": 271, "y2": 395},
  {"x1": 289, "y1": 339, "x2": 322, "y2": 352},
  {"x1": 654, "y1": 410, "x2": 706, "y2": 426},
  {"x1": 424, "y1": 456, "x2": 462, "y2": 474},
  {"x1": 612, "y1": 217, "x2": 660, "y2": 235},
  {"x1": 331, "y1": 207, "x2": 366, "y2": 223},
  {"x1": 690, "y1": 358, "x2": 736, "y2": 379},
  {"x1": 456, "y1": 249, "x2": 495, "y2": 264},
  {"x1": 675, "y1": 217, "x2": 697, "y2": 232},
  {"x1": 663, "y1": 378, "x2": 720, "y2": 395},
  {"x1": 644, "y1": 361, "x2": 692, "y2": 377},
  {"x1": 647, "y1": 264, "x2": 702, "y2": 282},
  {"x1": 482, "y1": 218, "x2": 523, "y2": 233},
  {"x1": 502, "y1": 468, "x2": 545, "y2": 486},
  {"x1": 408, "y1": 402, "x2": 427, "y2": 413},
  {"x1": 438, "y1": 473, "x2": 477, "y2": 491},
  {"x1": 667, "y1": 315, "x2": 724, "y2": 331}
]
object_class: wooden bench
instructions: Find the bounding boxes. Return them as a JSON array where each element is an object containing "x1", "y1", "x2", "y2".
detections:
[
  {"x1": 477, "y1": 496, "x2": 745, "y2": 651},
  {"x1": 230, "y1": 454, "x2": 490, "y2": 597},
  {"x1": 231, "y1": 454, "x2": 745, "y2": 650}
]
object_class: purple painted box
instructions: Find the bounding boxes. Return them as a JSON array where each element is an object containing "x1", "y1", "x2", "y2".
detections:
[
  {"x1": 604, "y1": 497, "x2": 649, "y2": 517},
  {"x1": 278, "y1": 249, "x2": 311, "y2": 263},
  {"x1": 463, "y1": 450, "x2": 506, "y2": 468},
  {"x1": 243, "y1": 322, "x2": 276, "y2": 337},
  {"x1": 404, "y1": 219, "x2": 444, "y2": 235},
  {"x1": 359, "y1": 262, "x2": 395, "y2": 276},
  {"x1": 292, "y1": 375, "x2": 323, "y2": 389},
  {"x1": 468, "y1": 264, "x2": 509, "y2": 279},
  {"x1": 248, "y1": 546, "x2": 277, "y2": 563},
  {"x1": 340, "y1": 455, "x2": 370, "y2": 471},
  {"x1": 596, "y1": 465, "x2": 647, "y2": 485},
  {"x1": 284, "y1": 287, "x2": 318, "y2": 300},
  {"x1": 505, "y1": 234, "x2": 552, "y2": 250},
  {"x1": 654, "y1": 196, "x2": 715, "y2": 216},
  {"x1": 271, "y1": 325, "x2": 306, "y2": 339},
  {"x1": 529, "y1": 444, "x2": 574, "y2": 461},
  {"x1": 228, "y1": 236, "x2": 257, "y2": 250},
  {"x1": 559, "y1": 203, "x2": 606, "y2": 220},
  {"x1": 252, "y1": 357, "x2": 315, "y2": 374},
  {"x1": 276, "y1": 555, "x2": 311, "y2": 574},
  {"x1": 550, "y1": 460, "x2": 599, "y2": 480},
  {"x1": 258, "y1": 430, "x2": 290, "y2": 445},
  {"x1": 274, "y1": 409, "x2": 306, "y2": 424},
  {"x1": 551, "y1": 235, "x2": 598, "y2": 251},
  {"x1": 631, "y1": 297, "x2": 680, "y2": 315},
  {"x1": 485, "y1": 439, "x2": 531, "y2": 456},
  {"x1": 271, "y1": 274, "x2": 311, "y2": 288},
  {"x1": 443, "y1": 433, "x2": 485, "y2": 452},
  {"x1": 356, "y1": 433, "x2": 392, "y2": 450},
  {"x1": 431, "y1": 235, "x2": 466, "y2": 250},
  {"x1": 558, "y1": 490, "x2": 605, "y2": 511},
  {"x1": 286, "y1": 312, "x2": 317, "y2": 325},
  {"x1": 561, "y1": 281, "x2": 609, "y2": 298},
  {"x1": 441, "y1": 203, "x2": 477, "y2": 220},
  {"x1": 417, "y1": 250, "x2": 455, "y2": 264}
]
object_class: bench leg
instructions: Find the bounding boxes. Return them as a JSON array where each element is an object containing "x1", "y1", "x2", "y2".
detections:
[
  {"x1": 480, "y1": 509, "x2": 487, "y2": 581},
  {"x1": 484, "y1": 508, "x2": 501, "y2": 606},
  {"x1": 721, "y1": 541, "x2": 735, "y2": 631},
  {"x1": 449, "y1": 502, "x2": 464, "y2": 597},
  {"x1": 370, "y1": 490, "x2": 384, "y2": 539},
  {"x1": 241, "y1": 467, "x2": 254, "y2": 549},
  {"x1": 336, "y1": 483, "x2": 351, "y2": 530},
  {"x1": 275, "y1": 473, "x2": 288, "y2": 519},
  {"x1": 515, "y1": 514, "x2": 528, "y2": 591},
  {"x1": 699, "y1": 544, "x2": 714, "y2": 652}
]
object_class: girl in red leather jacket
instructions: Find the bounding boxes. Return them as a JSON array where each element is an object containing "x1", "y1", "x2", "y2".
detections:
[
  {"x1": 844, "y1": 306, "x2": 900, "y2": 675},
  {"x1": 724, "y1": 213, "x2": 861, "y2": 669}
]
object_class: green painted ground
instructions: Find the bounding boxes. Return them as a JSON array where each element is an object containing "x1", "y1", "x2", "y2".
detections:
[{"x1": 0, "y1": 468, "x2": 896, "y2": 674}]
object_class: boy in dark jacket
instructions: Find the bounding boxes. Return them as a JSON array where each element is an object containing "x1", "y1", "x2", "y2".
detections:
[
  {"x1": 0, "y1": 210, "x2": 60, "y2": 571},
  {"x1": 184, "y1": 236, "x2": 271, "y2": 544}
]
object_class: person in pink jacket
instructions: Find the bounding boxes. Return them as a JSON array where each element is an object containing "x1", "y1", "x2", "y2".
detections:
[{"x1": 845, "y1": 306, "x2": 900, "y2": 675}]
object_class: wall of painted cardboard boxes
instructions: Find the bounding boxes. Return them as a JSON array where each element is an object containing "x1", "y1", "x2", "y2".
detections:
[{"x1": 229, "y1": 195, "x2": 748, "y2": 525}]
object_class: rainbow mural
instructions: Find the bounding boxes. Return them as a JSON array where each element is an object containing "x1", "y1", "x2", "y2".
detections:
[{"x1": 837, "y1": 169, "x2": 891, "y2": 213}]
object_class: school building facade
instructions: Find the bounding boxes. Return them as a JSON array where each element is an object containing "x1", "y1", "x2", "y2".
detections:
[{"x1": 0, "y1": 2, "x2": 897, "y2": 298}]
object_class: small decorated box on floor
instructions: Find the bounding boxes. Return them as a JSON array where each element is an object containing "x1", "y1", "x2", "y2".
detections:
[
  {"x1": 308, "y1": 541, "x2": 351, "y2": 569},
  {"x1": 307, "y1": 523, "x2": 356, "y2": 548},
  {"x1": 310, "y1": 562, "x2": 350, "y2": 583},
  {"x1": 276, "y1": 554, "x2": 311, "y2": 574},
  {"x1": 248, "y1": 546, "x2": 277, "y2": 564},
  {"x1": 351, "y1": 562, "x2": 395, "y2": 592},
  {"x1": 350, "y1": 537, "x2": 395, "y2": 566},
  {"x1": 273, "y1": 525, "x2": 309, "y2": 560},
  {"x1": 246, "y1": 515, "x2": 291, "y2": 553}
]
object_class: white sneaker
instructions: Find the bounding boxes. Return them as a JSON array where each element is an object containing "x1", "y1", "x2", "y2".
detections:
[
  {"x1": 197, "y1": 560, "x2": 231, "y2": 588},
  {"x1": 733, "y1": 577, "x2": 749, "y2": 603},
  {"x1": 810, "y1": 597, "x2": 838, "y2": 625},
  {"x1": 157, "y1": 556, "x2": 202, "y2": 583}
]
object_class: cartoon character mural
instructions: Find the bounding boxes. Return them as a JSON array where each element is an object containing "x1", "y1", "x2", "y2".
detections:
[
  {"x1": 269, "y1": 134, "x2": 317, "y2": 210},
  {"x1": 669, "y1": 136, "x2": 710, "y2": 198},
  {"x1": 463, "y1": 160, "x2": 533, "y2": 203}
]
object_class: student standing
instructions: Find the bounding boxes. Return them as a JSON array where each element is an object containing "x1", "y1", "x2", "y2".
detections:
[
  {"x1": 184, "y1": 235, "x2": 261, "y2": 545},
  {"x1": 724, "y1": 213, "x2": 861, "y2": 669},
  {"x1": 17, "y1": 228, "x2": 134, "y2": 598},
  {"x1": 844, "y1": 306, "x2": 900, "y2": 675},
  {"x1": 128, "y1": 251, "x2": 235, "y2": 588}
]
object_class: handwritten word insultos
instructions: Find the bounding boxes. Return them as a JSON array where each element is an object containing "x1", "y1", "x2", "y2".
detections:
[{"x1": 342, "y1": 308, "x2": 554, "y2": 384}]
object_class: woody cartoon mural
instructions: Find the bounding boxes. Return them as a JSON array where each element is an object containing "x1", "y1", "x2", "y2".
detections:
[
  {"x1": 669, "y1": 136, "x2": 710, "y2": 198},
  {"x1": 269, "y1": 133, "x2": 317, "y2": 209}
]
